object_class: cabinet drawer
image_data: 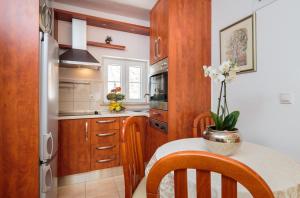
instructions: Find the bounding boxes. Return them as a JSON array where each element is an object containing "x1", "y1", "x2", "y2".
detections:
[
  {"x1": 91, "y1": 154, "x2": 119, "y2": 170},
  {"x1": 149, "y1": 109, "x2": 168, "y2": 123},
  {"x1": 91, "y1": 118, "x2": 120, "y2": 131},
  {"x1": 91, "y1": 129, "x2": 119, "y2": 145},
  {"x1": 91, "y1": 144, "x2": 119, "y2": 158}
]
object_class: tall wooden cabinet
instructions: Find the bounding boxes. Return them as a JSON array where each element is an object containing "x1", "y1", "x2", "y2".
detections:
[
  {"x1": 150, "y1": 0, "x2": 169, "y2": 64},
  {"x1": 150, "y1": 0, "x2": 212, "y2": 140},
  {"x1": 58, "y1": 119, "x2": 91, "y2": 176},
  {"x1": 169, "y1": 0, "x2": 211, "y2": 139}
]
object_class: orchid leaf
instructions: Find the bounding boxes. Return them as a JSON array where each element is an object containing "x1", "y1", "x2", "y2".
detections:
[
  {"x1": 211, "y1": 111, "x2": 223, "y2": 130},
  {"x1": 223, "y1": 111, "x2": 240, "y2": 130}
]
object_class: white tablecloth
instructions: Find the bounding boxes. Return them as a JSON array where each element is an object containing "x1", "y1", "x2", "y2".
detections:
[{"x1": 145, "y1": 138, "x2": 300, "y2": 198}]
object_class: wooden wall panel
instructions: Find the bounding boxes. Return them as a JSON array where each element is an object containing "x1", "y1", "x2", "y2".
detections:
[
  {"x1": 0, "y1": 0, "x2": 40, "y2": 197},
  {"x1": 54, "y1": 9, "x2": 150, "y2": 36},
  {"x1": 168, "y1": 0, "x2": 211, "y2": 140}
]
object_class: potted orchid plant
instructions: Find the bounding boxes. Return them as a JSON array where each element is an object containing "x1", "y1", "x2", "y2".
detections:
[{"x1": 202, "y1": 61, "x2": 242, "y2": 156}]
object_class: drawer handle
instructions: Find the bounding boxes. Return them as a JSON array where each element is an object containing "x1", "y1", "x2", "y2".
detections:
[
  {"x1": 96, "y1": 157, "x2": 115, "y2": 163},
  {"x1": 96, "y1": 132, "x2": 116, "y2": 137},
  {"x1": 96, "y1": 120, "x2": 116, "y2": 124},
  {"x1": 96, "y1": 145, "x2": 115, "y2": 150}
]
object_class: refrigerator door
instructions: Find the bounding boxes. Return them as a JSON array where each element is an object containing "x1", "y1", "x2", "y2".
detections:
[
  {"x1": 40, "y1": 154, "x2": 58, "y2": 198},
  {"x1": 40, "y1": 32, "x2": 59, "y2": 162}
]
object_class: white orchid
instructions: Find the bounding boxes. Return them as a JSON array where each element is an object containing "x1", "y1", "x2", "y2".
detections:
[{"x1": 203, "y1": 60, "x2": 239, "y2": 84}]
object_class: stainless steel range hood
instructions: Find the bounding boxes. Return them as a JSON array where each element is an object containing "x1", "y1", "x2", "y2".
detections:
[{"x1": 59, "y1": 19, "x2": 101, "y2": 69}]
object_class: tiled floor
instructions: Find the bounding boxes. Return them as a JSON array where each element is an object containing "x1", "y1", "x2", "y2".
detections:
[{"x1": 58, "y1": 175, "x2": 125, "y2": 198}]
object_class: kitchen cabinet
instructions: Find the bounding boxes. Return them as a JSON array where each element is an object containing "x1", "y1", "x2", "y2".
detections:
[
  {"x1": 150, "y1": 0, "x2": 212, "y2": 140},
  {"x1": 58, "y1": 119, "x2": 91, "y2": 176},
  {"x1": 58, "y1": 116, "x2": 148, "y2": 176},
  {"x1": 145, "y1": 120, "x2": 168, "y2": 161},
  {"x1": 90, "y1": 118, "x2": 120, "y2": 170},
  {"x1": 150, "y1": 0, "x2": 168, "y2": 64}
]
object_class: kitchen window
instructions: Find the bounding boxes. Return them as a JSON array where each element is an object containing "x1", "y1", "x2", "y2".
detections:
[{"x1": 103, "y1": 57, "x2": 148, "y2": 103}]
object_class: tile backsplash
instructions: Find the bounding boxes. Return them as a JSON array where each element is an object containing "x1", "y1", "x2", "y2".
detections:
[{"x1": 59, "y1": 80, "x2": 103, "y2": 113}]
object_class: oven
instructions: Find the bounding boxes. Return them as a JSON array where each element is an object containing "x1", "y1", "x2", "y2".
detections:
[{"x1": 149, "y1": 58, "x2": 168, "y2": 110}]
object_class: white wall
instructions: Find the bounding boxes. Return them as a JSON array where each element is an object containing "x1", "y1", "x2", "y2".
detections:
[{"x1": 212, "y1": 0, "x2": 300, "y2": 162}]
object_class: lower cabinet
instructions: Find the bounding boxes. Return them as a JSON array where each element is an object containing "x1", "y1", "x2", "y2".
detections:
[
  {"x1": 90, "y1": 117, "x2": 120, "y2": 170},
  {"x1": 145, "y1": 120, "x2": 168, "y2": 162},
  {"x1": 58, "y1": 116, "x2": 147, "y2": 176},
  {"x1": 58, "y1": 119, "x2": 91, "y2": 177}
]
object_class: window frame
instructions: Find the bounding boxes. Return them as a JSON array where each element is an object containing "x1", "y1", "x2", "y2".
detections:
[{"x1": 103, "y1": 56, "x2": 149, "y2": 104}]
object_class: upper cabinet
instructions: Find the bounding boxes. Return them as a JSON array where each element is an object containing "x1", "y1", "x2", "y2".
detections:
[{"x1": 150, "y1": 0, "x2": 169, "y2": 65}]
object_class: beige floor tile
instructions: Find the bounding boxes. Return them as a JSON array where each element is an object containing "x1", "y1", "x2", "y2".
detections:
[
  {"x1": 117, "y1": 190, "x2": 125, "y2": 198},
  {"x1": 86, "y1": 177, "x2": 118, "y2": 198},
  {"x1": 113, "y1": 175, "x2": 125, "y2": 193},
  {"x1": 58, "y1": 183, "x2": 85, "y2": 198},
  {"x1": 93, "y1": 191, "x2": 120, "y2": 198}
]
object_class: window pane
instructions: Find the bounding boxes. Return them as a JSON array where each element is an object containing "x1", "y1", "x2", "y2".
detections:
[
  {"x1": 108, "y1": 82, "x2": 120, "y2": 93},
  {"x1": 108, "y1": 65, "x2": 121, "y2": 81},
  {"x1": 129, "y1": 83, "x2": 141, "y2": 99},
  {"x1": 129, "y1": 66, "x2": 141, "y2": 82}
]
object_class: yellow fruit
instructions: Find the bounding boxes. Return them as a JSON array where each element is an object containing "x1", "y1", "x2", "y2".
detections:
[{"x1": 115, "y1": 106, "x2": 121, "y2": 111}]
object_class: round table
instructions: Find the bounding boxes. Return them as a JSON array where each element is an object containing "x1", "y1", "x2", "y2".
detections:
[{"x1": 145, "y1": 138, "x2": 300, "y2": 198}]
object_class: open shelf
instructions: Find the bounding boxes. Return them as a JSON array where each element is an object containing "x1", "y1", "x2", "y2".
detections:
[{"x1": 59, "y1": 41, "x2": 126, "y2": 51}]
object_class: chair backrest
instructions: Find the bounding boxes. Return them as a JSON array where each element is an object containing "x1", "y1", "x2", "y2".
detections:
[
  {"x1": 146, "y1": 151, "x2": 274, "y2": 198},
  {"x1": 121, "y1": 116, "x2": 145, "y2": 198},
  {"x1": 193, "y1": 112, "x2": 214, "y2": 137}
]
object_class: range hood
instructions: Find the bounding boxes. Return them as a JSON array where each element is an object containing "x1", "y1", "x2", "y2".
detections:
[{"x1": 59, "y1": 19, "x2": 101, "y2": 69}]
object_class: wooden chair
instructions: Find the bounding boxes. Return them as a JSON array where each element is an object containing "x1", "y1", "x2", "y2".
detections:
[
  {"x1": 146, "y1": 151, "x2": 274, "y2": 198},
  {"x1": 121, "y1": 116, "x2": 146, "y2": 198},
  {"x1": 193, "y1": 112, "x2": 214, "y2": 137}
]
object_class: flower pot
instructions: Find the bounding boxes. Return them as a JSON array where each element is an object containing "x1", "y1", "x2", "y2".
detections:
[{"x1": 203, "y1": 126, "x2": 241, "y2": 156}]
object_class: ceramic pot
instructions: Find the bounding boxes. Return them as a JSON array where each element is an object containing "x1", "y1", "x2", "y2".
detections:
[{"x1": 203, "y1": 126, "x2": 241, "y2": 156}]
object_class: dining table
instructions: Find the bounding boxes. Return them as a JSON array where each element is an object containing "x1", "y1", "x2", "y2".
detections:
[{"x1": 145, "y1": 138, "x2": 300, "y2": 198}]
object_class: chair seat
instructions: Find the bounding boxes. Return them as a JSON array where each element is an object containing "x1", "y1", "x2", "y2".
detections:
[{"x1": 132, "y1": 177, "x2": 146, "y2": 198}]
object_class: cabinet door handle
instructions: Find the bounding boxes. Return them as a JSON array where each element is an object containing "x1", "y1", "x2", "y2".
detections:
[
  {"x1": 96, "y1": 145, "x2": 116, "y2": 150},
  {"x1": 154, "y1": 39, "x2": 158, "y2": 60},
  {"x1": 96, "y1": 157, "x2": 115, "y2": 163},
  {"x1": 96, "y1": 120, "x2": 116, "y2": 124},
  {"x1": 85, "y1": 121, "x2": 88, "y2": 142},
  {"x1": 157, "y1": 37, "x2": 161, "y2": 57},
  {"x1": 96, "y1": 132, "x2": 116, "y2": 137}
]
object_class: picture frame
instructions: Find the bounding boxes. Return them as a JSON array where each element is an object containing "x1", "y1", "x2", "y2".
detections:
[{"x1": 220, "y1": 14, "x2": 256, "y2": 73}]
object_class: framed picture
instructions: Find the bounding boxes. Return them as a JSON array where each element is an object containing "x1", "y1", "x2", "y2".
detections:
[{"x1": 220, "y1": 14, "x2": 256, "y2": 73}]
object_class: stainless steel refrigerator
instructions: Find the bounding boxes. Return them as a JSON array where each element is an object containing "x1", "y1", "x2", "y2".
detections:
[{"x1": 39, "y1": 32, "x2": 59, "y2": 198}]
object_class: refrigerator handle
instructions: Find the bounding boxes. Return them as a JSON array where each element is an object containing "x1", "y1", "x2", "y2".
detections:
[
  {"x1": 42, "y1": 164, "x2": 53, "y2": 193},
  {"x1": 43, "y1": 132, "x2": 54, "y2": 160}
]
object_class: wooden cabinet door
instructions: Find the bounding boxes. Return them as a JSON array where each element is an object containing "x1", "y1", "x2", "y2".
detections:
[
  {"x1": 150, "y1": 6, "x2": 158, "y2": 65},
  {"x1": 58, "y1": 119, "x2": 91, "y2": 176},
  {"x1": 150, "y1": 0, "x2": 168, "y2": 65},
  {"x1": 156, "y1": 0, "x2": 168, "y2": 61},
  {"x1": 145, "y1": 121, "x2": 168, "y2": 161}
]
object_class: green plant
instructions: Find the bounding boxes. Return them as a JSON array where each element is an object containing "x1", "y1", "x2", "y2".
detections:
[{"x1": 203, "y1": 61, "x2": 240, "y2": 131}]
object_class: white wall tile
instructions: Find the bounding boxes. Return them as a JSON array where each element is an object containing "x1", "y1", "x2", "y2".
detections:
[{"x1": 59, "y1": 101, "x2": 73, "y2": 112}]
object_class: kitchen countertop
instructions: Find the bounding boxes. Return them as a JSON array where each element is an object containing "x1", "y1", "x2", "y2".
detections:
[{"x1": 58, "y1": 111, "x2": 149, "y2": 120}]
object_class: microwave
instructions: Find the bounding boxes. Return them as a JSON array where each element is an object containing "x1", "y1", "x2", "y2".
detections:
[{"x1": 149, "y1": 58, "x2": 168, "y2": 111}]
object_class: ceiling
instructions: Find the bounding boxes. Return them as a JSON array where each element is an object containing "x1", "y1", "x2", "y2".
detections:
[{"x1": 51, "y1": 0, "x2": 157, "y2": 21}]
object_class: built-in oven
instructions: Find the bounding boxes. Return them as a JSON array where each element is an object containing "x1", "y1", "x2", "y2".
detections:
[{"x1": 149, "y1": 58, "x2": 168, "y2": 110}]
